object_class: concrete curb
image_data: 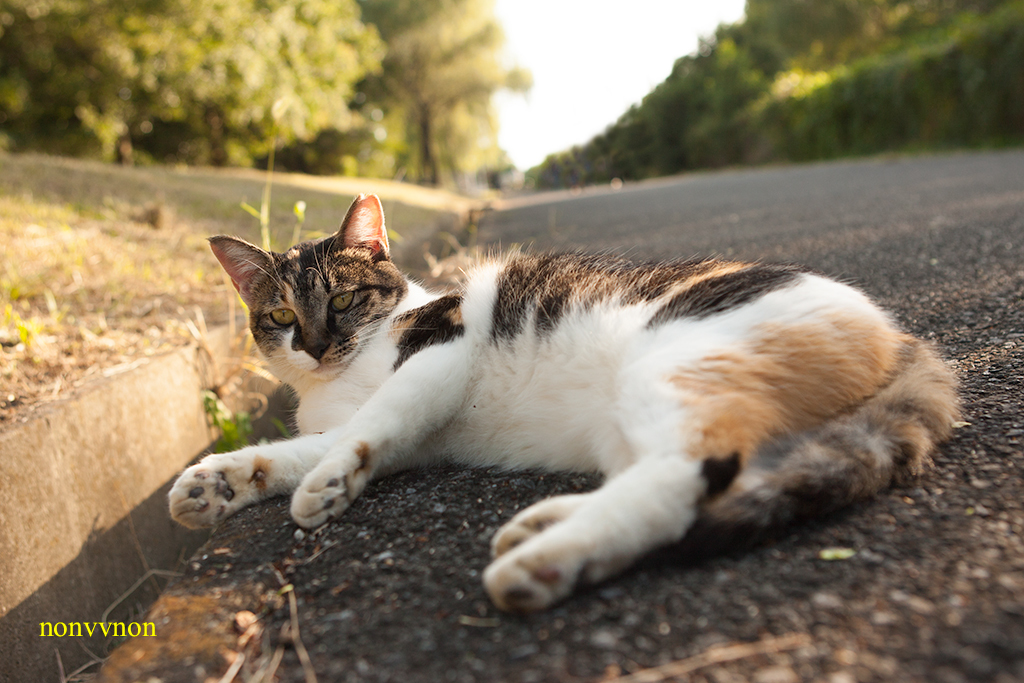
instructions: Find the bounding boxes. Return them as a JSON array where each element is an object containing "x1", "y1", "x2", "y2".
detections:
[{"x1": 0, "y1": 324, "x2": 270, "y2": 682}]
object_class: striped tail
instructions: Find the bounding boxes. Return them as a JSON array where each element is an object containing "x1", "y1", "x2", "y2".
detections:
[{"x1": 669, "y1": 338, "x2": 960, "y2": 562}]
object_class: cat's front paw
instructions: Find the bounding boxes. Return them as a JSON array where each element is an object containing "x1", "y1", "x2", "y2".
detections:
[
  {"x1": 291, "y1": 444, "x2": 373, "y2": 528},
  {"x1": 168, "y1": 451, "x2": 271, "y2": 528}
]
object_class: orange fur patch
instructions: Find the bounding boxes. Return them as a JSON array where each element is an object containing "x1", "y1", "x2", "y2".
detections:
[
  {"x1": 388, "y1": 313, "x2": 416, "y2": 342},
  {"x1": 670, "y1": 312, "x2": 909, "y2": 461},
  {"x1": 444, "y1": 305, "x2": 464, "y2": 327},
  {"x1": 251, "y1": 456, "x2": 271, "y2": 490},
  {"x1": 355, "y1": 441, "x2": 372, "y2": 472},
  {"x1": 670, "y1": 261, "x2": 752, "y2": 295}
]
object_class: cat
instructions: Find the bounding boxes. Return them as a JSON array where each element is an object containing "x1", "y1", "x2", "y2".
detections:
[{"x1": 169, "y1": 193, "x2": 959, "y2": 613}]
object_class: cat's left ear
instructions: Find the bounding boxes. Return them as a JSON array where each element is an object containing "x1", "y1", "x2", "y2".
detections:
[
  {"x1": 208, "y1": 236, "x2": 274, "y2": 308},
  {"x1": 337, "y1": 193, "x2": 389, "y2": 260}
]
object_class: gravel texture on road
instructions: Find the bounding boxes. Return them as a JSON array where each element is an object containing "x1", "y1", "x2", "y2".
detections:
[{"x1": 100, "y1": 151, "x2": 1024, "y2": 683}]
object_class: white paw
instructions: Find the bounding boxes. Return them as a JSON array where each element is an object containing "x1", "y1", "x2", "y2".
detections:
[
  {"x1": 484, "y1": 493, "x2": 641, "y2": 613},
  {"x1": 483, "y1": 532, "x2": 587, "y2": 613},
  {"x1": 168, "y1": 450, "x2": 272, "y2": 528},
  {"x1": 291, "y1": 442, "x2": 373, "y2": 529},
  {"x1": 484, "y1": 495, "x2": 600, "y2": 613},
  {"x1": 490, "y1": 494, "x2": 588, "y2": 558}
]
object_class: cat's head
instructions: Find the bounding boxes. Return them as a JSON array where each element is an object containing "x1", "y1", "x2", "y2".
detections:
[{"x1": 209, "y1": 194, "x2": 408, "y2": 387}]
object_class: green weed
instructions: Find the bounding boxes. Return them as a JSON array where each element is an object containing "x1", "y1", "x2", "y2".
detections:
[{"x1": 201, "y1": 390, "x2": 254, "y2": 453}]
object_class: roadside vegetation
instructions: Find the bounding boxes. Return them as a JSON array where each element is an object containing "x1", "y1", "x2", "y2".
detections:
[
  {"x1": 0, "y1": 152, "x2": 454, "y2": 427},
  {"x1": 0, "y1": 0, "x2": 528, "y2": 187},
  {"x1": 533, "y1": 0, "x2": 1024, "y2": 188}
]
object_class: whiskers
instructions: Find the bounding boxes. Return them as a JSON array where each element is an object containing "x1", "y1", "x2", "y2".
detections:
[
  {"x1": 352, "y1": 316, "x2": 389, "y2": 345},
  {"x1": 242, "y1": 255, "x2": 288, "y2": 293}
]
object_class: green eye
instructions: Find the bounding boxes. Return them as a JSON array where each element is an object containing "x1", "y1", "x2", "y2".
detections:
[
  {"x1": 330, "y1": 292, "x2": 354, "y2": 312},
  {"x1": 270, "y1": 308, "x2": 296, "y2": 325}
]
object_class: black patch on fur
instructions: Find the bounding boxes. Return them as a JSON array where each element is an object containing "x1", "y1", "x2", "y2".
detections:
[
  {"x1": 490, "y1": 256, "x2": 541, "y2": 340},
  {"x1": 489, "y1": 253, "x2": 743, "y2": 342},
  {"x1": 646, "y1": 264, "x2": 803, "y2": 327},
  {"x1": 649, "y1": 426, "x2": 890, "y2": 566},
  {"x1": 701, "y1": 453, "x2": 741, "y2": 498},
  {"x1": 394, "y1": 295, "x2": 465, "y2": 370}
]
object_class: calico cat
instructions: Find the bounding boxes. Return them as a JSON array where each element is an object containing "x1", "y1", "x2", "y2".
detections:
[{"x1": 169, "y1": 194, "x2": 959, "y2": 612}]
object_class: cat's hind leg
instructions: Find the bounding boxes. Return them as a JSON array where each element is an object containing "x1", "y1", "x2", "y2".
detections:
[
  {"x1": 483, "y1": 455, "x2": 720, "y2": 612},
  {"x1": 169, "y1": 430, "x2": 337, "y2": 528}
]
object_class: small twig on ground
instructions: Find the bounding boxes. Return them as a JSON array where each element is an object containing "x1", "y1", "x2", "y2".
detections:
[
  {"x1": 100, "y1": 569, "x2": 181, "y2": 624},
  {"x1": 249, "y1": 645, "x2": 285, "y2": 683},
  {"x1": 297, "y1": 540, "x2": 338, "y2": 566},
  {"x1": 215, "y1": 652, "x2": 245, "y2": 683},
  {"x1": 64, "y1": 640, "x2": 107, "y2": 680},
  {"x1": 607, "y1": 632, "x2": 812, "y2": 683},
  {"x1": 288, "y1": 589, "x2": 318, "y2": 683}
]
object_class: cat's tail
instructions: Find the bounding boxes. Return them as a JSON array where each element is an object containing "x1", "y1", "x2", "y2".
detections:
[{"x1": 668, "y1": 338, "x2": 960, "y2": 562}]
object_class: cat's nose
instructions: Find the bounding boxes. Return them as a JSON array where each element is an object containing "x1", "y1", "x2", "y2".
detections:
[{"x1": 304, "y1": 338, "x2": 331, "y2": 360}]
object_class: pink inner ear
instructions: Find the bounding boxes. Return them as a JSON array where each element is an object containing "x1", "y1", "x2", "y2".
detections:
[
  {"x1": 341, "y1": 194, "x2": 389, "y2": 256},
  {"x1": 209, "y1": 239, "x2": 267, "y2": 306}
]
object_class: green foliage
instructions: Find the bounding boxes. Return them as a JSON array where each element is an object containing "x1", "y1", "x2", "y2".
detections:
[
  {"x1": 756, "y1": 2, "x2": 1024, "y2": 159},
  {"x1": 0, "y1": 0, "x2": 382, "y2": 165},
  {"x1": 0, "y1": 0, "x2": 526, "y2": 185},
  {"x1": 535, "y1": 0, "x2": 1024, "y2": 188},
  {"x1": 202, "y1": 389, "x2": 254, "y2": 453},
  {"x1": 2, "y1": 303, "x2": 44, "y2": 347}
]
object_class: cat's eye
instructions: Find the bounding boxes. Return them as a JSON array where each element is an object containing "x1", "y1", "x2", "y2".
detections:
[
  {"x1": 270, "y1": 308, "x2": 296, "y2": 325},
  {"x1": 330, "y1": 292, "x2": 354, "y2": 312}
]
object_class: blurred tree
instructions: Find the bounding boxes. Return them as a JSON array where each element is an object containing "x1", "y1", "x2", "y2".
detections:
[
  {"x1": 359, "y1": 0, "x2": 530, "y2": 186},
  {"x1": 0, "y1": 0, "x2": 382, "y2": 165},
  {"x1": 745, "y1": 0, "x2": 1014, "y2": 70}
]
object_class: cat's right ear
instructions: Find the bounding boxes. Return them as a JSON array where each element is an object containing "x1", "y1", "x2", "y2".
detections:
[
  {"x1": 208, "y1": 236, "x2": 274, "y2": 308},
  {"x1": 336, "y1": 193, "x2": 389, "y2": 260}
]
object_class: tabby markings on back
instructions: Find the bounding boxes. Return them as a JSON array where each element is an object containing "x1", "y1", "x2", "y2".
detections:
[{"x1": 169, "y1": 194, "x2": 959, "y2": 612}]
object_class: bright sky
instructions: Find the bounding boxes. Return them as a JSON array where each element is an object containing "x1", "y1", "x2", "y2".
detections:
[{"x1": 492, "y1": 0, "x2": 748, "y2": 170}]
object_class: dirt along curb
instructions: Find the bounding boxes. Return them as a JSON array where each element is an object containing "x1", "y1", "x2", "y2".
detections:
[{"x1": 0, "y1": 321, "x2": 289, "y2": 683}]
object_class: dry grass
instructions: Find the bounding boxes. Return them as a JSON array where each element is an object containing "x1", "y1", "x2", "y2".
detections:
[
  {"x1": 0, "y1": 152, "x2": 464, "y2": 428},
  {"x1": 0, "y1": 190, "x2": 230, "y2": 425}
]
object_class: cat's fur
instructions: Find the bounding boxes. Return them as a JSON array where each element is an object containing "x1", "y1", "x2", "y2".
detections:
[{"x1": 169, "y1": 194, "x2": 959, "y2": 612}]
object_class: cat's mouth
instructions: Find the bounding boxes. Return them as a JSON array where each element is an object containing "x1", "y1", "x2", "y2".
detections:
[
  {"x1": 277, "y1": 343, "x2": 344, "y2": 379},
  {"x1": 310, "y1": 360, "x2": 341, "y2": 375},
  {"x1": 305, "y1": 353, "x2": 355, "y2": 380}
]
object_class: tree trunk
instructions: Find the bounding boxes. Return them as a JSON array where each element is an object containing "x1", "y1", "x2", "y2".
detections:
[
  {"x1": 418, "y1": 105, "x2": 438, "y2": 186},
  {"x1": 205, "y1": 105, "x2": 228, "y2": 167},
  {"x1": 116, "y1": 130, "x2": 134, "y2": 166}
]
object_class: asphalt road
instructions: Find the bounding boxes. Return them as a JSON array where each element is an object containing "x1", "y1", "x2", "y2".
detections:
[{"x1": 101, "y1": 150, "x2": 1024, "y2": 683}]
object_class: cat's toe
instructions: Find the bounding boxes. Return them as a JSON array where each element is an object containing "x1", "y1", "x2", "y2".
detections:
[
  {"x1": 492, "y1": 513, "x2": 564, "y2": 558},
  {"x1": 169, "y1": 467, "x2": 232, "y2": 528},
  {"x1": 491, "y1": 494, "x2": 587, "y2": 558},
  {"x1": 483, "y1": 550, "x2": 578, "y2": 613},
  {"x1": 291, "y1": 452, "x2": 370, "y2": 528},
  {"x1": 291, "y1": 474, "x2": 349, "y2": 528},
  {"x1": 168, "y1": 452, "x2": 271, "y2": 528}
]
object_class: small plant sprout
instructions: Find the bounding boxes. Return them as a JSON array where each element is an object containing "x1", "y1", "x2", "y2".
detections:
[
  {"x1": 240, "y1": 97, "x2": 308, "y2": 251},
  {"x1": 291, "y1": 200, "x2": 307, "y2": 246}
]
